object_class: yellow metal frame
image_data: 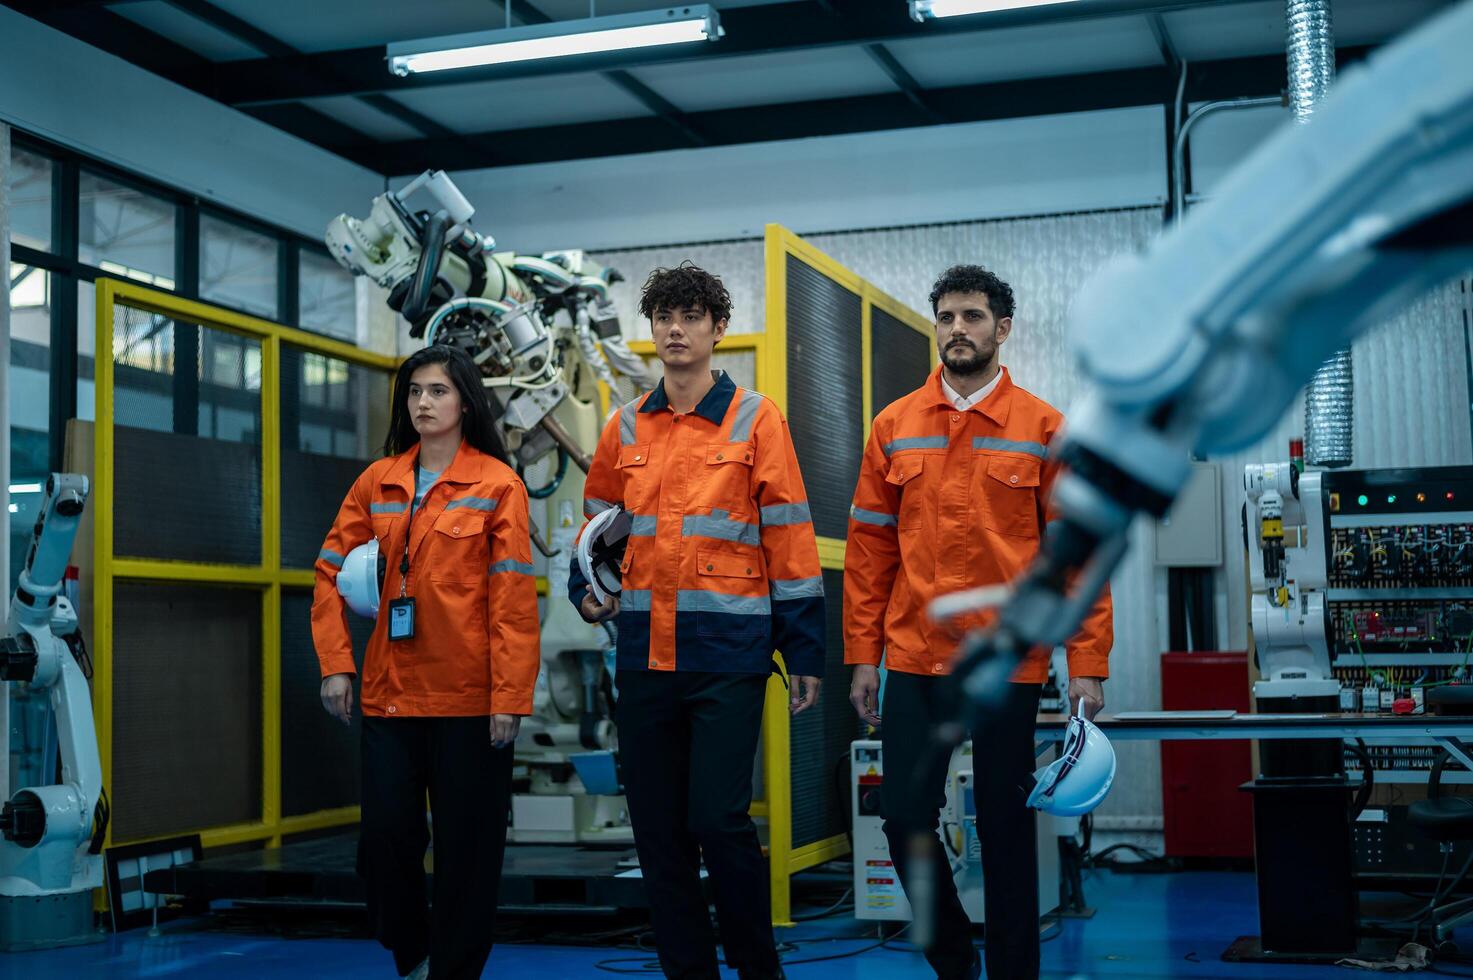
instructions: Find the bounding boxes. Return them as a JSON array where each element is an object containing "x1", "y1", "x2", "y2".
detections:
[
  {"x1": 93, "y1": 277, "x2": 397, "y2": 853},
  {"x1": 762, "y1": 224, "x2": 932, "y2": 925}
]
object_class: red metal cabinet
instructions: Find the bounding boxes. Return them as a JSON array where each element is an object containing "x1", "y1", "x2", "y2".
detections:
[{"x1": 1160, "y1": 651, "x2": 1255, "y2": 859}]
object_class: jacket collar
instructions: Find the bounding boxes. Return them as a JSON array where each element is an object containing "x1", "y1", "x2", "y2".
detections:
[
  {"x1": 380, "y1": 439, "x2": 484, "y2": 491},
  {"x1": 639, "y1": 370, "x2": 736, "y2": 425},
  {"x1": 922, "y1": 364, "x2": 1014, "y2": 426}
]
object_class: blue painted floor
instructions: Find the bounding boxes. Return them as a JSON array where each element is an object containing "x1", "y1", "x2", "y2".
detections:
[{"x1": 2, "y1": 870, "x2": 1466, "y2": 978}]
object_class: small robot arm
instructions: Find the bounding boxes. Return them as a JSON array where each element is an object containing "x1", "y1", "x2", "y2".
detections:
[
  {"x1": 0, "y1": 474, "x2": 105, "y2": 899},
  {"x1": 943, "y1": 0, "x2": 1473, "y2": 707}
]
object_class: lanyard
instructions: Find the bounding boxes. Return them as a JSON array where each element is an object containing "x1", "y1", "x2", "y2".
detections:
[{"x1": 399, "y1": 467, "x2": 434, "y2": 597}]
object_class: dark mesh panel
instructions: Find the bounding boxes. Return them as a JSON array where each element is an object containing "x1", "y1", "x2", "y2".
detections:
[
  {"x1": 111, "y1": 583, "x2": 261, "y2": 842},
  {"x1": 114, "y1": 426, "x2": 261, "y2": 564},
  {"x1": 784, "y1": 255, "x2": 862, "y2": 540},
  {"x1": 790, "y1": 568, "x2": 863, "y2": 849},
  {"x1": 871, "y1": 307, "x2": 933, "y2": 418},
  {"x1": 280, "y1": 345, "x2": 391, "y2": 568},
  {"x1": 281, "y1": 589, "x2": 368, "y2": 816},
  {"x1": 282, "y1": 451, "x2": 370, "y2": 569},
  {"x1": 111, "y1": 305, "x2": 263, "y2": 565}
]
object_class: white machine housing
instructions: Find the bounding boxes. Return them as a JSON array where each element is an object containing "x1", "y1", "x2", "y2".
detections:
[
  {"x1": 1, "y1": 474, "x2": 104, "y2": 950},
  {"x1": 851, "y1": 740, "x2": 1059, "y2": 923},
  {"x1": 1245, "y1": 464, "x2": 1337, "y2": 700}
]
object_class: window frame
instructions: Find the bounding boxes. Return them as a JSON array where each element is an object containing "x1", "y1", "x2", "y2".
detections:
[{"x1": 8, "y1": 130, "x2": 361, "y2": 471}]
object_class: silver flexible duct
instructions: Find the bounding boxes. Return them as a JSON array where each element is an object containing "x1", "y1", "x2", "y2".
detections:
[{"x1": 1289, "y1": 0, "x2": 1353, "y2": 467}]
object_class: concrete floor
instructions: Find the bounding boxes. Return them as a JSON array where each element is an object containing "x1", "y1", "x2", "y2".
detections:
[{"x1": 3, "y1": 869, "x2": 1468, "y2": 978}]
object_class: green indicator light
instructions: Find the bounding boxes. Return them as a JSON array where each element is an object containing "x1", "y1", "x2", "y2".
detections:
[
  {"x1": 1358, "y1": 494, "x2": 1369, "y2": 506},
  {"x1": 1387, "y1": 494, "x2": 1397, "y2": 504}
]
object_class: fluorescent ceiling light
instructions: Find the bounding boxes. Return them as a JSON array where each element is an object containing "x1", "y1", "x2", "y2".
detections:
[
  {"x1": 8, "y1": 483, "x2": 43, "y2": 494},
  {"x1": 910, "y1": 0, "x2": 1081, "y2": 20},
  {"x1": 388, "y1": 5, "x2": 722, "y2": 76}
]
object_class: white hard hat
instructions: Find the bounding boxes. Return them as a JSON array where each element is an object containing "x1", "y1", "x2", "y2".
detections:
[
  {"x1": 1027, "y1": 702, "x2": 1116, "y2": 817},
  {"x1": 578, "y1": 506, "x2": 632, "y2": 604},
  {"x1": 337, "y1": 539, "x2": 383, "y2": 619}
]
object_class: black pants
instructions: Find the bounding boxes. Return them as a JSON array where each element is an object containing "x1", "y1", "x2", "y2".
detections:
[
  {"x1": 880, "y1": 672, "x2": 1042, "y2": 980},
  {"x1": 359, "y1": 715, "x2": 513, "y2": 979},
  {"x1": 616, "y1": 669, "x2": 780, "y2": 980}
]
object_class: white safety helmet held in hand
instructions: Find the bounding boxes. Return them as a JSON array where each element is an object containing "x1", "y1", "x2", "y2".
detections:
[
  {"x1": 337, "y1": 539, "x2": 383, "y2": 619},
  {"x1": 578, "y1": 506, "x2": 632, "y2": 604},
  {"x1": 1027, "y1": 701, "x2": 1116, "y2": 817}
]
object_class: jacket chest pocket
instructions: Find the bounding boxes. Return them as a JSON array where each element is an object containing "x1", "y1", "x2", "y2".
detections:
[
  {"x1": 700, "y1": 443, "x2": 756, "y2": 518},
  {"x1": 979, "y1": 455, "x2": 1041, "y2": 537},
  {"x1": 617, "y1": 443, "x2": 657, "y2": 513},
  {"x1": 428, "y1": 512, "x2": 488, "y2": 583},
  {"x1": 885, "y1": 456, "x2": 927, "y2": 530}
]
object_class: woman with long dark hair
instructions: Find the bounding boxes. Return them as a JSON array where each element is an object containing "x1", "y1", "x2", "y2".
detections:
[{"x1": 311, "y1": 344, "x2": 539, "y2": 980}]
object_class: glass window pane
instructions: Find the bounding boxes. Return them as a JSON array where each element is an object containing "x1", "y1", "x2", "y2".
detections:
[
  {"x1": 79, "y1": 172, "x2": 177, "y2": 288},
  {"x1": 78, "y1": 280, "x2": 96, "y2": 423},
  {"x1": 298, "y1": 249, "x2": 357, "y2": 340},
  {"x1": 6, "y1": 147, "x2": 53, "y2": 252},
  {"x1": 8, "y1": 264, "x2": 51, "y2": 593},
  {"x1": 201, "y1": 215, "x2": 279, "y2": 320}
]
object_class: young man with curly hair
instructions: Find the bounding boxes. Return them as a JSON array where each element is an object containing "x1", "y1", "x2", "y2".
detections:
[
  {"x1": 569, "y1": 262, "x2": 825, "y2": 980},
  {"x1": 843, "y1": 265, "x2": 1113, "y2": 980}
]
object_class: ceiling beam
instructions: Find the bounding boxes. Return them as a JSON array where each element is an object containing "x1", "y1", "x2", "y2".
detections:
[
  {"x1": 863, "y1": 43, "x2": 948, "y2": 126},
  {"x1": 190, "y1": 0, "x2": 1255, "y2": 107},
  {"x1": 157, "y1": 0, "x2": 471, "y2": 145},
  {"x1": 322, "y1": 43, "x2": 1339, "y2": 174},
  {"x1": 163, "y1": 0, "x2": 294, "y2": 57}
]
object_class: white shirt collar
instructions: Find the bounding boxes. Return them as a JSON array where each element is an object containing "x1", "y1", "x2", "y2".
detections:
[{"x1": 941, "y1": 369, "x2": 1003, "y2": 411}]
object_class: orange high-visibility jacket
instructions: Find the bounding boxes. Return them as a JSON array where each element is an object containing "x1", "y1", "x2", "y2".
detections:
[
  {"x1": 568, "y1": 371, "x2": 826, "y2": 677},
  {"x1": 312, "y1": 441, "x2": 541, "y2": 717},
  {"x1": 843, "y1": 367, "x2": 1112, "y2": 682}
]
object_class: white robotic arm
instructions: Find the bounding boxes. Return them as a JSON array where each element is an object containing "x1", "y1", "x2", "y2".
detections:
[
  {"x1": 947, "y1": 0, "x2": 1473, "y2": 706},
  {"x1": 1, "y1": 474, "x2": 104, "y2": 899}
]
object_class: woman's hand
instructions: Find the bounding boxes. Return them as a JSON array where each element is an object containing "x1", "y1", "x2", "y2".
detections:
[
  {"x1": 491, "y1": 714, "x2": 522, "y2": 748},
  {"x1": 320, "y1": 673, "x2": 354, "y2": 726}
]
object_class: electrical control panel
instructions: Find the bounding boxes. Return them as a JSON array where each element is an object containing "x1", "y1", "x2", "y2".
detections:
[{"x1": 1317, "y1": 468, "x2": 1473, "y2": 767}]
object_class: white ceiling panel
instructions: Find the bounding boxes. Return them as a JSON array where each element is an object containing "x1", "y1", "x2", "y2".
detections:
[
  {"x1": 199, "y1": 0, "x2": 789, "y2": 57},
  {"x1": 113, "y1": 0, "x2": 267, "y2": 61},
  {"x1": 203, "y1": 0, "x2": 531, "y2": 55},
  {"x1": 630, "y1": 46, "x2": 897, "y2": 114},
  {"x1": 1331, "y1": 0, "x2": 1458, "y2": 46},
  {"x1": 1161, "y1": 1, "x2": 1284, "y2": 61},
  {"x1": 531, "y1": 0, "x2": 790, "y2": 17},
  {"x1": 1165, "y1": 0, "x2": 1455, "y2": 64},
  {"x1": 299, "y1": 96, "x2": 430, "y2": 141},
  {"x1": 885, "y1": 14, "x2": 1163, "y2": 89},
  {"x1": 387, "y1": 72, "x2": 656, "y2": 135}
]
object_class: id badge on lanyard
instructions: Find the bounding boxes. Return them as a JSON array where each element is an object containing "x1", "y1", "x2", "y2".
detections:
[{"x1": 390, "y1": 493, "x2": 420, "y2": 642}]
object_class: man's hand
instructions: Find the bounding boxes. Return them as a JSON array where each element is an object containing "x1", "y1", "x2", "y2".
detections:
[
  {"x1": 579, "y1": 586, "x2": 619, "y2": 624},
  {"x1": 1069, "y1": 676, "x2": 1105, "y2": 721},
  {"x1": 790, "y1": 676, "x2": 822, "y2": 715},
  {"x1": 320, "y1": 673, "x2": 354, "y2": 726},
  {"x1": 491, "y1": 714, "x2": 522, "y2": 748},
  {"x1": 849, "y1": 664, "x2": 882, "y2": 728}
]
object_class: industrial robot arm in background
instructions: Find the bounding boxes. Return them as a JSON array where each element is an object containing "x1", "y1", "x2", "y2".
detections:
[
  {"x1": 937, "y1": 0, "x2": 1473, "y2": 713},
  {"x1": 329, "y1": 174, "x2": 652, "y2": 841},
  {"x1": 0, "y1": 474, "x2": 105, "y2": 898}
]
